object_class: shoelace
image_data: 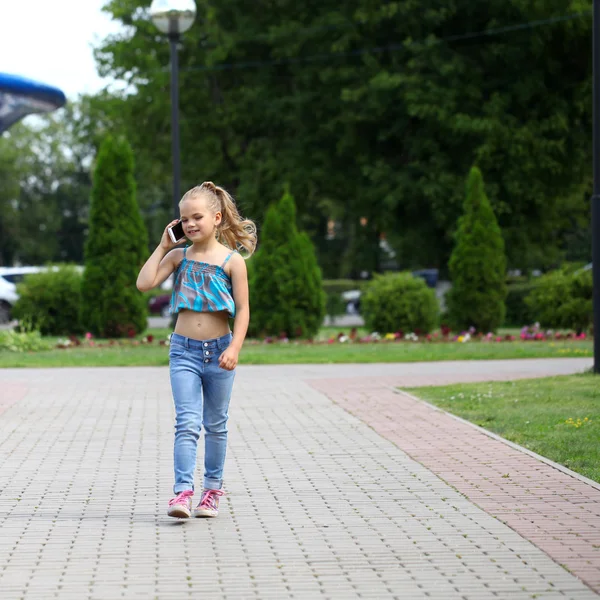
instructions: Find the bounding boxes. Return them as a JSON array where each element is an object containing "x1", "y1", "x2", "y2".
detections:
[
  {"x1": 168, "y1": 490, "x2": 194, "y2": 506},
  {"x1": 199, "y1": 489, "x2": 225, "y2": 509}
]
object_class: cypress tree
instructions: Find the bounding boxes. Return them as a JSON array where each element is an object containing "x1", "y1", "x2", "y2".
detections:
[
  {"x1": 80, "y1": 135, "x2": 148, "y2": 337},
  {"x1": 249, "y1": 189, "x2": 325, "y2": 338},
  {"x1": 446, "y1": 166, "x2": 507, "y2": 332}
]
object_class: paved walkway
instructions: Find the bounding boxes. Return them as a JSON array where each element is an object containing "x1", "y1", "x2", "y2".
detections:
[{"x1": 0, "y1": 358, "x2": 597, "y2": 599}]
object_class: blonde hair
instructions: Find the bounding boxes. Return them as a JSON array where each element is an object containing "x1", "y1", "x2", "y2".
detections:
[{"x1": 180, "y1": 182, "x2": 257, "y2": 257}]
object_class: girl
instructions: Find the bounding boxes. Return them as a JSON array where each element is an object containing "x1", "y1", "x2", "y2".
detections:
[{"x1": 137, "y1": 181, "x2": 257, "y2": 518}]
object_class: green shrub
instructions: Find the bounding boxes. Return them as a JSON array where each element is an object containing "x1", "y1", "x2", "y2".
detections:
[
  {"x1": 249, "y1": 189, "x2": 325, "y2": 338},
  {"x1": 80, "y1": 135, "x2": 148, "y2": 337},
  {"x1": 0, "y1": 329, "x2": 53, "y2": 352},
  {"x1": 446, "y1": 166, "x2": 507, "y2": 332},
  {"x1": 504, "y1": 282, "x2": 538, "y2": 326},
  {"x1": 526, "y1": 268, "x2": 592, "y2": 332},
  {"x1": 12, "y1": 265, "x2": 84, "y2": 335},
  {"x1": 361, "y1": 272, "x2": 439, "y2": 334}
]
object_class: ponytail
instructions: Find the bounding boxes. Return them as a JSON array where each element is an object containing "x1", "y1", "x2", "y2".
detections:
[
  {"x1": 213, "y1": 185, "x2": 257, "y2": 257},
  {"x1": 181, "y1": 182, "x2": 257, "y2": 257}
]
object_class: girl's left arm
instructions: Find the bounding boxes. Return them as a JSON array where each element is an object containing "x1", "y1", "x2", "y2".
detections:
[{"x1": 219, "y1": 253, "x2": 249, "y2": 370}]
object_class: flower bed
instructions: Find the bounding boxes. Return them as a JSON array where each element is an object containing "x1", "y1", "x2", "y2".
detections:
[
  {"x1": 246, "y1": 323, "x2": 589, "y2": 346},
  {"x1": 6, "y1": 322, "x2": 587, "y2": 353},
  {"x1": 56, "y1": 332, "x2": 164, "y2": 350}
]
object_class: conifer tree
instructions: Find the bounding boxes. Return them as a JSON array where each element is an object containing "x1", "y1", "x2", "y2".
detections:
[
  {"x1": 80, "y1": 135, "x2": 148, "y2": 337},
  {"x1": 249, "y1": 189, "x2": 325, "y2": 338},
  {"x1": 446, "y1": 167, "x2": 507, "y2": 332}
]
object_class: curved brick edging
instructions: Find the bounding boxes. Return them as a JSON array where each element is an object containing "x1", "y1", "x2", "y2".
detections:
[
  {"x1": 310, "y1": 376, "x2": 600, "y2": 594},
  {"x1": 0, "y1": 382, "x2": 29, "y2": 416}
]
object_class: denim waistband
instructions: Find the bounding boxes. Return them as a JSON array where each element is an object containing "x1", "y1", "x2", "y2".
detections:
[{"x1": 170, "y1": 332, "x2": 232, "y2": 349}]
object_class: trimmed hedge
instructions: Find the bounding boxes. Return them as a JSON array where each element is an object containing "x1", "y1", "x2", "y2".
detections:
[
  {"x1": 361, "y1": 272, "x2": 439, "y2": 334},
  {"x1": 13, "y1": 265, "x2": 84, "y2": 335},
  {"x1": 526, "y1": 268, "x2": 592, "y2": 332}
]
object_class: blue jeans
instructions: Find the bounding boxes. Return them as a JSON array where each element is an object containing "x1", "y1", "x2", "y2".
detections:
[{"x1": 169, "y1": 332, "x2": 236, "y2": 494}]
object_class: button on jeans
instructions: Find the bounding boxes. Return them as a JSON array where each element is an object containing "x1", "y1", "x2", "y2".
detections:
[{"x1": 169, "y1": 332, "x2": 236, "y2": 493}]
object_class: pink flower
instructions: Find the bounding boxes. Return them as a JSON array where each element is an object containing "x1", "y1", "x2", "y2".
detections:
[{"x1": 85, "y1": 332, "x2": 93, "y2": 340}]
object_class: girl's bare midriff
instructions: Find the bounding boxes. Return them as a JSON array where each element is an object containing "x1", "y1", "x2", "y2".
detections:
[{"x1": 174, "y1": 309, "x2": 231, "y2": 341}]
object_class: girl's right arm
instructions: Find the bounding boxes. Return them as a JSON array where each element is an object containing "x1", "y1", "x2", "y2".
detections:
[{"x1": 136, "y1": 220, "x2": 185, "y2": 292}]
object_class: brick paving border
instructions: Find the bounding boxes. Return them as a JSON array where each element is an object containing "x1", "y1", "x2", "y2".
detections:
[{"x1": 310, "y1": 371, "x2": 600, "y2": 594}]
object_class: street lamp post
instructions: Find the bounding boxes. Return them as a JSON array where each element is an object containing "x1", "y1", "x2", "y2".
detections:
[
  {"x1": 149, "y1": 0, "x2": 197, "y2": 219},
  {"x1": 594, "y1": 0, "x2": 600, "y2": 373}
]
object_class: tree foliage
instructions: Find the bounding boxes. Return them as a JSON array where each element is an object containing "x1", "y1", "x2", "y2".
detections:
[
  {"x1": 445, "y1": 167, "x2": 507, "y2": 332},
  {"x1": 91, "y1": 0, "x2": 592, "y2": 275},
  {"x1": 80, "y1": 135, "x2": 148, "y2": 337},
  {"x1": 0, "y1": 106, "x2": 94, "y2": 266},
  {"x1": 0, "y1": 1, "x2": 592, "y2": 276}
]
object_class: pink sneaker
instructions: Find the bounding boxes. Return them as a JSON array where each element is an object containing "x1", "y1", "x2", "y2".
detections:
[
  {"x1": 167, "y1": 490, "x2": 194, "y2": 518},
  {"x1": 193, "y1": 489, "x2": 225, "y2": 518}
]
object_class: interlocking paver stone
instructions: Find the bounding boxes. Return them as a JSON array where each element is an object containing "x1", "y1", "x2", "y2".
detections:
[
  {"x1": 309, "y1": 360, "x2": 600, "y2": 596},
  {"x1": 0, "y1": 359, "x2": 596, "y2": 599}
]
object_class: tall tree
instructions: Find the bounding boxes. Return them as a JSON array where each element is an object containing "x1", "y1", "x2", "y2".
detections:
[
  {"x1": 445, "y1": 166, "x2": 507, "y2": 332},
  {"x1": 248, "y1": 188, "x2": 325, "y2": 338},
  {"x1": 81, "y1": 135, "x2": 148, "y2": 337}
]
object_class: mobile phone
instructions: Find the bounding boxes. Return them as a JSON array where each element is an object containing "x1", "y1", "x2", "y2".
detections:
[{"x1": 168, "y1": 221, "x2": 185, "y2": 244}]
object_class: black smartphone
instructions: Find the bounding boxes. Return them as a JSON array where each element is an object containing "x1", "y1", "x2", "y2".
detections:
[{"x1": 168, "y1": 221, "x2": 185, "y2": 244}]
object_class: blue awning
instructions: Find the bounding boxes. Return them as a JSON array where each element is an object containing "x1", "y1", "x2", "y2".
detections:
[{"x1": 0, "y1": 73, "x2": 67, "y2": 133}]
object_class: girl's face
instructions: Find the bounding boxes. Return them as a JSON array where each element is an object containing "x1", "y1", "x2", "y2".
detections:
[{"x1": 179, "y1": 195, "x2": 221, "y2": 241}]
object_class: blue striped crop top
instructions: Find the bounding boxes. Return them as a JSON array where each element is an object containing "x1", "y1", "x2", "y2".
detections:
[{"x1": 170, "y1": 247, "x2": 236, "y2": 318}]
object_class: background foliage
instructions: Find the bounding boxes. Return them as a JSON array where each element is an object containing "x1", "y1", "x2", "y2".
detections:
[{"x1": 0, "y1": 1, "x2": 593, "y2": 287}]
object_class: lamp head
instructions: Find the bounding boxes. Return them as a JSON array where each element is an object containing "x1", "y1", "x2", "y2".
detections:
[{"x1": 149, "y1": 0, "x2": 196, "y2": 35}]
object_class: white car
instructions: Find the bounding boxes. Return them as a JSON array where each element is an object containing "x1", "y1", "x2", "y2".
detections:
[{"x1": 0, "y1": 266, "x2": 47, "y2": 323}]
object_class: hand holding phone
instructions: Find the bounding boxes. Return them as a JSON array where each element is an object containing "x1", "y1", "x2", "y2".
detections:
[
  {"x1": 167, "y1": 221, "x2": 186, "y2": 244},
  {"x1": 160, "y1": 220, "x2": 186, "y2": 250}
]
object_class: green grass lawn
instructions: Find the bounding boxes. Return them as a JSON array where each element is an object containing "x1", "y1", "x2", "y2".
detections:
[
  {"x1": 0, "y1": 324, "x2": 592, "y2": 367},
  {"x1": 403, "y1": 373, "x2": 600, "y2": 483}
]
